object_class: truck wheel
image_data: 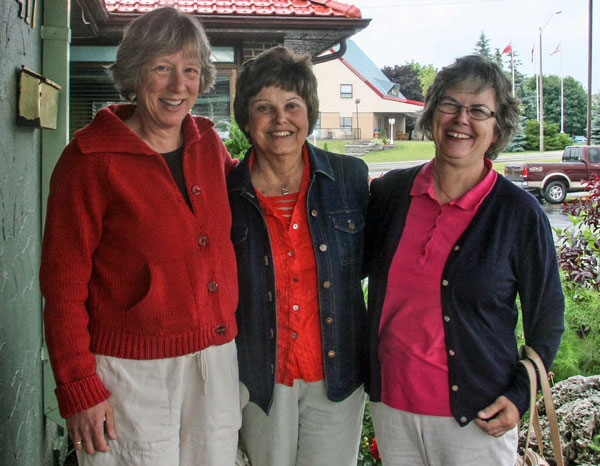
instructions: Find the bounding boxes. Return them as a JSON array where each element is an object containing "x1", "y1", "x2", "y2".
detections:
[{"x1": 543, "y1": 180, "x2": 567, "y2": 204}]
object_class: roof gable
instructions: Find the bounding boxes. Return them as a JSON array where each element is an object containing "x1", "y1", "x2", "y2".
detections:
[{"x1": 334, "y1": 40, "x2": 424, "y2": 105}]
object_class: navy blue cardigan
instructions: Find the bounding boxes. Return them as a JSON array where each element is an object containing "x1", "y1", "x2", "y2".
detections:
[{"x1": 365, "y1": 165, "x2": 564, "y2": 426}]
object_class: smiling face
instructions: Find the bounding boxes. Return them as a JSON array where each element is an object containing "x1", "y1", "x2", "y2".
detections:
[
  {"x1": 135, "y1": 50, "x2": 201, "y2": 133},
  {"x1": 432, "y1": 83, "x2": 498, "y2": 168},
  {"x1": 246, "y1": 86, "x2": 309, "y2": 161}
]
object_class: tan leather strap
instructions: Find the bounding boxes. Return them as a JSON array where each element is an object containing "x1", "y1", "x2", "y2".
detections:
[
  {"x1": 519, "y1": 358, "x2": 538, "y2": 461},
  {"x1": 520, "y1": 345, "x2": 565, "y2": 466}
]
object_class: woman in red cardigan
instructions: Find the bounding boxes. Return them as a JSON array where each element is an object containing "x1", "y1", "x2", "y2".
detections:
[{"x1": 40, "y1": 7, "x2": 240, "y2": 465}]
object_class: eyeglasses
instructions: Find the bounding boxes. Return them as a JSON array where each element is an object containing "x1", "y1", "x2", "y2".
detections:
[{"x1": 437, "y1": 100, "x2": 496, "y2": 121}]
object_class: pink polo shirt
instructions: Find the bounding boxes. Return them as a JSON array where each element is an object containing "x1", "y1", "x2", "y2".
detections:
[{"x1": 378, "y1": 158, "x2": 497, "y2": 416}]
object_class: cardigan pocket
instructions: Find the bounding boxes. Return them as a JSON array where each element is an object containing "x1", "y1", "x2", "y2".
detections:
[
  {"x1": 330, "y1": 211, "x2": 365, "y2": 265},
  {"x1": 125, "y1": 257, "x2": 197, "y2": 332}
]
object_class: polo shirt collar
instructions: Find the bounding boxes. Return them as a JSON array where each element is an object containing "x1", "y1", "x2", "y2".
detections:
[{"x1": 411, "y1": 158, "x2": 497, "y2": 211}]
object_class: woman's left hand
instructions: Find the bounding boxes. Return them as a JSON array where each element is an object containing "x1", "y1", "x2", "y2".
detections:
[{"x1": 475, "y1": 395, "x2": 520, "y2": 437}]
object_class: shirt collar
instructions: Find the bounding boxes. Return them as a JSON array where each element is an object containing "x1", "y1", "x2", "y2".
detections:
[{"x1": 411, "y1": 158, "x2": 497, "y2": 211}]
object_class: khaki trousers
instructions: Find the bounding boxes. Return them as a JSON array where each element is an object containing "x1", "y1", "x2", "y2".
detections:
[
  {"x1": 371, "y1": 401, "x2": 518, "y2": 466},
  {"x1": 241, "y1": 381, "x2": 365, "y2": 466},
  {"x1": 77, "y1": 341, "x2": 241, "y2": 466}
]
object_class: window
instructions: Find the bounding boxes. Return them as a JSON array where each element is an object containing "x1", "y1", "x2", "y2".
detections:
[
  {"x1": 589, "y1": 148, "x2": 600, "y2": 163},
  {"x1": 340, "y1": 117, "x2": 352, "y2": 129},
  {"x1": 340, "y1": 84, "x2": 353, "y2": 99}
]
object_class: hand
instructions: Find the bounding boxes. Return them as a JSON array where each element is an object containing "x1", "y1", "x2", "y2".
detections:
[
  {"x1": 475, "y1": 395, "x2": 520, "y2": 437},
  {"x1": 67, "y1": 400, "x2": 117, "y2": 455}
]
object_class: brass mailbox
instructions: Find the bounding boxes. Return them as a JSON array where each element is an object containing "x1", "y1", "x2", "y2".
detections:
[{"x1": 17, "y1": 67, "x2": 62, "y2": 129}]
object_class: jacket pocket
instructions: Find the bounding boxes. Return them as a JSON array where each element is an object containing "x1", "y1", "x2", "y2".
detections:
[
  {"x1": 125, "y1": 256, "x2": 197, "y2": 332},
  {"x1": 330, "y1": 211, "x2": 365, "y2": 265}
]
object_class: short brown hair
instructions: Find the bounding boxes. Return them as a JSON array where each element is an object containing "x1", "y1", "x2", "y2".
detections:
[
  {"x1": 108, "y1": 7, "x2": 215, "y2": 102},
  {"x1": 234, "y1": 46, "x2": 319, "y2": 138},
  {"x1": 417, "y1": 55, "x2": 520, "y2": 159}
]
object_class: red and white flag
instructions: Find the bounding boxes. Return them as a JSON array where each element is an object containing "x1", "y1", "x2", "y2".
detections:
[
  {"x1": 550, "y1": 42, "x2": 561, "y2": 56},
  {"x1": 501, "y1": 41, "x2": 512, "y2": 55}
]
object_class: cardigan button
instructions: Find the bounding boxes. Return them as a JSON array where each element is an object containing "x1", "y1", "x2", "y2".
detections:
[
  {"x1": 292, "y1": 223, "x2": 299, "y2": 230},
  {"x1": 322, "y1": 281, "x2": 331, "y2": 289},
  {"x1": 215, "y1": 325, "x2": 226, "y2": 335},
  {"x1": 293, "y1": 305, "x2": 299, "y2": 311},
  {"x1": 207, "y1": 281, "x2": 218, "y2": 293},
  {"x1": 327, "y1": 350, "x2": 336, "y2": 358},
  {"x1": 191, "y1": 185, "x2": 202, "y2": 195},
  {"x1": 292, "y1": 332, "x2": 298, "y2": 339},
  {"x1": 319, "y1": 244, "x2": 327, "y2": 252},
  {"x1": 198, "y1": 235, "x2": 209, "y2": 247},
  {"x1": 311, "y1": 209, "x2": 318, "y2": 217},
  {"x1": 452, "y1": 385, "x2": 459, "y2": 392}
]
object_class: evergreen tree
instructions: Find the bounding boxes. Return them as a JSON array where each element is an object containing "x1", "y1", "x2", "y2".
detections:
[
  {"x1": 493, "y1": 48, "x2": 504, "y2": 69},
  {"x1": 474, "y1": 31, "x2": 492, "y2": 59},
  {"x1": 506, "y1": 113, "x2": 527, "y2": 152}
]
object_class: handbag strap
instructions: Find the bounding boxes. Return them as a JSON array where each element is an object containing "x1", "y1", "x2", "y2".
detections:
[
  {"x1": 521, "y1": 345, "x2": 565, "y2": 466},
  {"x1": 518, "y1": 358, "x2": 538, "y2": 461}
]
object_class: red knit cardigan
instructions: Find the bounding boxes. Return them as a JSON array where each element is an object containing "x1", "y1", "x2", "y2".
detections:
[{"x1": 40, "y1": 104, "x2": 239, "y2": 418}]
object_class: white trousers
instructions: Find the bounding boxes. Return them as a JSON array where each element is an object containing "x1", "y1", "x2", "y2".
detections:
[
  {"x1": 77, "y1": 341, "x2": 241, "y2": 466},
  {"x1": 240, "y1": 381, "x2": 365, "y2": 466},
  {"x1": 371, "y1": 401, "x2": 518, "y2": 466}
]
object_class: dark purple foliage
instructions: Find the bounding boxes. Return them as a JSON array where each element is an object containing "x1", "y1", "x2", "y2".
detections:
[{"x1": 556, "y1": 175, "x2": 600, "y2": 290}]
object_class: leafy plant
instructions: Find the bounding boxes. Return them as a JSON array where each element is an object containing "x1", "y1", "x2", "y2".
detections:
[
  {"x1": 555, "y1": 175, "x2": 600, "y2": 289},
  {"x1": 224, "y1": 119, "x2": 251, "y2": 160},
  {"x1": 358, "y1": 400, "x2": 382, "y2": 466}
]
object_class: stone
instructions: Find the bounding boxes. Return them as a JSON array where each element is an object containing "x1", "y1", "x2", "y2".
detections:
[{"x1": 518, "y1": 375, "x2": 600, "y2": 465}]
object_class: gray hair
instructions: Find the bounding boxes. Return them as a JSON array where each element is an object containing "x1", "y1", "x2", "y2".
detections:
[
  {"x1": 234, "y1": 46, "x2": 319, "y2": 138},
  {"x1": 108, "y1": 7, "x2": 216, "y2": 102},
  {"x1": 417, "y1": 55, "x2": 520, "y2": 160}
]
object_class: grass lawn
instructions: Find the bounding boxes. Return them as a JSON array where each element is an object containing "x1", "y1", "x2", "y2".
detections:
[{"x1": 315, "y1": 139, "x2": 561, "y2": 173}]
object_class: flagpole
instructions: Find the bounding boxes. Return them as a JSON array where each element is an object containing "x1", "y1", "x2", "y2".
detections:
[
  {"x1": 511, "y1": 46, "x2": 515, "y2": 97},
  {"x1": 550, "y1": 43, "x2": 564, "y2": 133}
]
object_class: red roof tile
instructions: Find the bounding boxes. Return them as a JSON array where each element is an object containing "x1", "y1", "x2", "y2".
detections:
[{"x1": 104, "y1": 0, "x2": 362, "y2": 18}]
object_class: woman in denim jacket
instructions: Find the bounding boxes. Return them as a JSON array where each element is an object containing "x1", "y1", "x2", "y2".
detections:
[{"x1": 227, "y1": 46, "x2": 369, "y2": 466}]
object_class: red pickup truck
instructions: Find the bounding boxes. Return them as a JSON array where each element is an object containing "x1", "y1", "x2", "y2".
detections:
[{"x1": 504, "y1": 146, "x2": 600, "y2": 204}]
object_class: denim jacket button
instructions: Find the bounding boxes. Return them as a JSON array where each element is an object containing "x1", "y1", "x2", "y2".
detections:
[
  {"x1": 311, "y1": 209, "x2": 318, "y2": 217},
  {"x1": 327, "y1": 350, "x2": 336, "y2": 358},
  {"x1": 460, "y1": 416, "x2": 467, "y2": 423},
  {"x1": 270, "y1": 328, "x2": 274, "y2": 339},
  {"x1": 319, "y1": 244, "x2": 327, "y2": 252},
  {"x1": 322, "y1": 281, "x2": 331, "y2": 289},
  {"x1": 325, "y1": 317, "x2": 334, "y2": 325}
]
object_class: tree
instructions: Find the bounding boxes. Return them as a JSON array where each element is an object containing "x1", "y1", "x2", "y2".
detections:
[
  {"x1": 381, "y1": 64, "x2": 424, "y2": 101},
  {"x1": 493, "y1": 48, "x2": 504, "y2": 69},
  {"x1": 474, "y1": 31, "x2": 492, "y2": 59},
  {"x1": 505, "y1": 113, "x2": 527, "y2": 152},
  {"x1": 408, "y1": 61, "x2": 437, "y2": 97},
  {"x1": 523, "y1": 75, "x2": 587, "y2": 136}
]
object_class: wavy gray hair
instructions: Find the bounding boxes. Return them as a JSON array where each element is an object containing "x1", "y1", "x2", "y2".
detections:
[
  {"x1": 108, "y1": 7, "x2": 215, "y2": 102},
  {"x1": 417, "y1": 55, "x2": 520, "y2": 160}
]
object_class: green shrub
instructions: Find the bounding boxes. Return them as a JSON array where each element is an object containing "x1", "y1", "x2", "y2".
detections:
[
  {"x1": 358, "y1": 400, "x2": 382, "y2": 466},
  {"x1": 224, "y1": 119, "x2": 251, "y2": 160}
]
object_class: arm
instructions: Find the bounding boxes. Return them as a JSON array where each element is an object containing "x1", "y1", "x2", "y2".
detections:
[
  {"x1": 477, "y1": 202, "x2": 564, "y2": 436},
  {"x1": 40, "y1": 143, "x2": 112, "y2": 420}
]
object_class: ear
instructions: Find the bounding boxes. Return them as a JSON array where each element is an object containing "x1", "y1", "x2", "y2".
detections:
[{"x1": 492, "y1": 126, "x2": 499, "y2": 143}]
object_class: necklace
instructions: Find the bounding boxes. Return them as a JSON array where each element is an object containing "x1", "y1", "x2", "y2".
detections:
[
  {"x1": 433, "y1": 169, "x2": 458, "y2": 202},
  {"x1": 252, "y1": 162, "x2": 303, "y2": 196}
]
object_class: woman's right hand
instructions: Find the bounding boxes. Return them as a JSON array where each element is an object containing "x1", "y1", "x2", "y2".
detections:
[{"x1": 67, "y1": 400, "x2": 117, "y2": 455}]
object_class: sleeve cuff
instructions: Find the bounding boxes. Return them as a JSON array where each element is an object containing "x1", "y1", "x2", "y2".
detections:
[{"x1": 55, "y1": 373, "x2": 111, "y2": 418}]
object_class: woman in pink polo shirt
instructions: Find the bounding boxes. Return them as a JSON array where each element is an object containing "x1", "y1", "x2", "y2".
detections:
[{"x1": 365, "y1": 55, "x2": 564, "y2": 465}]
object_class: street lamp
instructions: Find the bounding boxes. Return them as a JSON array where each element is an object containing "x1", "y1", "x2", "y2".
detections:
[
  {"x1": 539, "y1": 10, "x2": 561, "y2": 152},
  {"x1": 355, "y1": 98, "x2": 361, "y2": 140}
]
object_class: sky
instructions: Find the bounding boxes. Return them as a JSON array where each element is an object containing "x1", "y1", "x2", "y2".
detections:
[{"x1": 348, "y1": 0, "x2": 599, "y2": 94}]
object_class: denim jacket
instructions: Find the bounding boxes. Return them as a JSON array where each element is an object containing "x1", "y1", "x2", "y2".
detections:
[{"x1": 227, "y1": 143, "x2": 369, "y2": 414}]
